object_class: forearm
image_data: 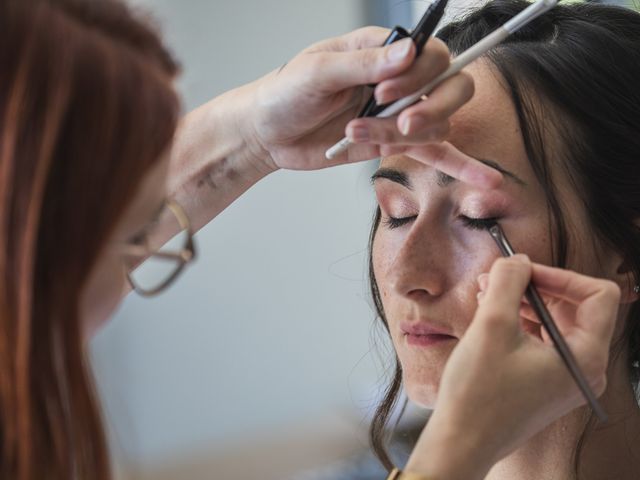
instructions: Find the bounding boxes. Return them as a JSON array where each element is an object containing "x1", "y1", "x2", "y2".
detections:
[
  {"x1": 168, "y1": 82, "x2": 273, "y2": 234},
  {"x1": 119, "y1": 84, "x2": 272, "y2": 298}
]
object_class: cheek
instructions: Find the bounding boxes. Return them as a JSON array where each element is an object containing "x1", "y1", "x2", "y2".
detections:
[
  {"x1": 499, "y1": 217, "x2": 553, "y2": 266},
  {"x1": 371, "y1": 228, "x2": 395, "y2": 301},
  {"x1": 372, "y1": 225, "x2": 499, "y2": 320},
  {"x1": 371, "y1": 222, "x2": 548, "y2": 408},
  {"x1": 81, "y1": 249, "x2": 127, "y2": 338}
]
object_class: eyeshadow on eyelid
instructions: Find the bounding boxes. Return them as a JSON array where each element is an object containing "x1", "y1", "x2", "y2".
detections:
[
  {"x1": 384, "y1": 198, "x2": 416, "y2": 217},
  {"x1": 460, "y1": 192, "x2": 511, "y2": 218}
]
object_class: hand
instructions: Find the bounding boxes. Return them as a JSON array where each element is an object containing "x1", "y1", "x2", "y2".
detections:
[
  {"x1": 405, "y1": 255, "x2": 620, "y2": 480},
  {"x1": 243, "y1": 27, "x2": 502, "y2": 188}
]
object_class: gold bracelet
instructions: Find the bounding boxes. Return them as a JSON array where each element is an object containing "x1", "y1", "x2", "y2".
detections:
[{"x1": 386, "y1": 467, "x2": 435, "y2": 480}]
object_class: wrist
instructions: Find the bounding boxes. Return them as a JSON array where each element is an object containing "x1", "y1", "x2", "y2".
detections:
[
  {"x1": 168, "y1": 84, "x2": 275, "y2": 233},
  {"x1": 172, "y1": 83, "x2": 274, "y2": 193},
  {"x1": 224, "y1": 81, "x2": 279, "y2": 177},
  {"x1": 404, "y1": 410, "x2": 495, "y2": 480}
]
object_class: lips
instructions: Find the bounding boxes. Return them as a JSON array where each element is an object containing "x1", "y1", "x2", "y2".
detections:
[
  {"x1": 401, "y1": 322, "x2": 455, "y2": 337},
  {"x1": 401, "y1": 322, "x2": 457, "y2": 347}
]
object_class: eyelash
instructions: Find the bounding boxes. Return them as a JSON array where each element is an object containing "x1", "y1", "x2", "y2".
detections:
[
  {"x1": 382, "y1": 215, "x2": 416, "y2": 229},
  {"x1": 382, "y1": 214, "x2": 500, "y2": 231},
  {"x1": 459, "y1": 215, "x2": 500, "y2": 231}
]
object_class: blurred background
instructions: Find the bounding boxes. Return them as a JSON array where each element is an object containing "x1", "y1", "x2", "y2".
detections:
[{"x1": 89, "y1": 1, "x2": 633, "y2": 479}]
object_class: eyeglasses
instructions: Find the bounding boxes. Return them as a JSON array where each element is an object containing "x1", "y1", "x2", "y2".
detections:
[{"x1": 121, "y1": 199, "x2": 196, "y2": 297}]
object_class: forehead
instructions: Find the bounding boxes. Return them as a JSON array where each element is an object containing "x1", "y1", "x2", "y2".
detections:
[
  {"x1": 381, "y1": 60, "x2": 529, "y2": 182},
  {"x1": 450, "y1": 60, "x2": 523, "y2": 151}
]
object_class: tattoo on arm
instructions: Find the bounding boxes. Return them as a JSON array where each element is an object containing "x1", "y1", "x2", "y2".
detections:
[
  {"x1": 197, "y1": 174, "x2": 217, "y2": 190},
  {"x1": 196, "y1": 157, "x2": 239, "y2": 191}
]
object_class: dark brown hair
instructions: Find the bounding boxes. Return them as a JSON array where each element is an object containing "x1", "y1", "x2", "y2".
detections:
[
  {"x1": 368, "y1": 0, "x2": 640, "y2": 473},
  {"x1": 0, "y1": 0, "x2": 179, "y2": 478}
]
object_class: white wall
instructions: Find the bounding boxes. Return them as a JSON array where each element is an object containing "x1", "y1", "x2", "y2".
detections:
[{"x1": 89, "y1": 0, "x2": 396, "y2": 477}]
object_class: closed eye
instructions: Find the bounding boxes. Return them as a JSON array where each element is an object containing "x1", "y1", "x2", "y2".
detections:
[
  {"x1": 382, "y1": 214, "x2": 501, "y2": 231},
  {"x1": 382, "y1": 215, "x2": 417, "y2": 230}
]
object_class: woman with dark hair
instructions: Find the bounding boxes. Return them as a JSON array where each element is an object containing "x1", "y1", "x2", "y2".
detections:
[
  {"x1": 369, "y1": 1, "x2": 640, "y2": 479},
  {"x1": 0, "y1": 0, "x2": 498, "y2": 479}
]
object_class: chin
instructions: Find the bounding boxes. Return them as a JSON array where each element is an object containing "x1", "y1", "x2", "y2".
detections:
[
  {"x1": 402, "y1": 368, "x2": 442, "y2": 408},
  {"x1": 396, "y1": 343, "x2": 451, "y2": 408}
]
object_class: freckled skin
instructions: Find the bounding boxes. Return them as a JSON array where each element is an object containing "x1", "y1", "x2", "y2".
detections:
[{"x1": 372, "y1": 61, "x2": 616, "y2": 407}]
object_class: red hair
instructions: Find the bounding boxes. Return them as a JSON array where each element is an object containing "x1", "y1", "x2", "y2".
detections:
[{"x1": 0, "y1": 1, "x2": 180, "y2": 478}]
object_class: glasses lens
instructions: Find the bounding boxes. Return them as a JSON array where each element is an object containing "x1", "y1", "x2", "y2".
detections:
[{"x1": 128, "y1": 229, "x2": 189, "y2": 293}]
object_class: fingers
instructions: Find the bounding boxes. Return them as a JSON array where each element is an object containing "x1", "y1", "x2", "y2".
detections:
[
  {"x1": 347, "y1": 135, "x2": 502, "y2": 189},
  {"x1": 346, "y1": 72, "x2": 474, "y2": 139},
  {"x1": 519, "y1": 304, "x2": 539, "y2": 324},
  {"x1": 397, "y1": 72, "x2": 474, "y2": 136},
  {"x1": 530, "y1": 264, "x2": 619, "y2": 344},
  {"x1": 405, "y1": 142, "x2": 503, "y2": 189},
  {"x1": 346, "y1": 116, "x2": 450, "y2": 145},
  {"x1": 478, "y1": 261, "x2": 620, "y2": 347},
  {"x1": 374, "y1": 38, "x2": 452, "y2": 104},
  {"x1": 529, "y1": 263, "x2": 619, "y2": 306},
  {"x1": 303, "y1": 31, "x2": 484, "y2": 188},
  {"x1": 308, "y1": 38, "x2": 418, "y2": 92},
  {"x1": 307, "y1": 26, "x2": 391, "y2": 53},
  {"x1": 305, "y1": 35, "x2": 453, "y2": 98},
  {"x1": 474, "y1": 255, "x2": 533, "y2": 339}
]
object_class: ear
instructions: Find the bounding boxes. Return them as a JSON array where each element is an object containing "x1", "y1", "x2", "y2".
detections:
[{"x1": 614, "y1": 256, "x2": 639, "y2": 305}]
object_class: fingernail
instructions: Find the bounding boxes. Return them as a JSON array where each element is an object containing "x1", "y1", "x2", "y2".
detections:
[
  {"x1": 401, "y1": 117, "x2": 411, "y2": 136},
  {"x1": 512, "y1": 254, "x2": 530, "y2": 264},
  {"x1": 388, "y1": 39, "x2": 412, "y2": 63},
  {"x1": 348, "y1": 126, "x2": 370, "y2": 143},
  {"x1": 376, "y1": 87, "x2": 399, "y2": 105}
]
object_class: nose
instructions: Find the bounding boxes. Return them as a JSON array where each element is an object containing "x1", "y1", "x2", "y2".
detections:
[{"x1": 385, "y1": 218, "x2": 450, "y2": 301}]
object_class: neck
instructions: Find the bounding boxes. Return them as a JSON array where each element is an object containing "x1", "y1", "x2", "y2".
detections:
[{"x1": 486, "y1": 356, "x2": 640, "y2": 480}]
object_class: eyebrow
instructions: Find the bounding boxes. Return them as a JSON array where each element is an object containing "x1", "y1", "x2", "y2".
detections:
[
  {"x1": 371, "y1": 168, "x2": 413, "y2": 189},
  {"x1": 371, "y1": 159, "x2": 527, "y2": 189}
]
